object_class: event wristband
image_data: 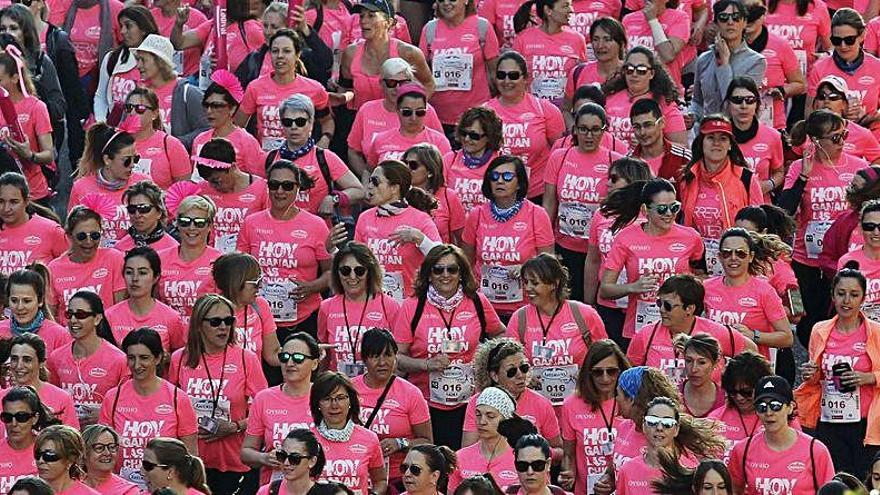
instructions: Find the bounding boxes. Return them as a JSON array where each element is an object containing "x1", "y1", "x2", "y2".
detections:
[{"x1": 649, "y1": 19, "x2": 668, "y2": 44}]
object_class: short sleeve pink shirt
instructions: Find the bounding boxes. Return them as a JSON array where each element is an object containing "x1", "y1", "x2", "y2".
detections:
[
  {"x1": 315, "y1": 425, "x2": 384, "y2": 495},
  {"x1": 105, "y1": 299, "x2": 188, "y2": 351},
  {"x1": 317, "y1": 294, "x2": 400, "y2": 373},
  {"x1": 157, "y1": 246, "x2": 222, "y2": 319},
  {"x1": 198, "y1": 176, "x2": 270, "y2": 253},
  {"x1": 47, "y1": 340, "x2": 129, "y2": 418},
  {"x1": 0, "y1": 215, "x2": 67, "y2": 274},
  {"x1": 560, "y1": 396, "x2": 620, "y2": 495},
  {"x1": 240, "y1": 74, "x2": 329, "y2": 151},
  {"x1": 511, "y1": 27, "x2": 587, "y2": 107},
  {"x1": 47, "y1": 248, "x2": 126, "y2": 324},
  {"x1": 133, "y1": 131, "x2": 192, "y2": 188}
]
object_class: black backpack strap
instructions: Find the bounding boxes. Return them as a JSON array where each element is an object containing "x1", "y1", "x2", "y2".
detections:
[
  {"x1": 269, "y1": 478, "x2": 282, "y2": 495},
  {"x1": 740, "y1": 167, "x2": 753, "y2": 202},
  {"x1": 316, "y1": 147, "x2": 335, "y2": 193},
  {"x1": 810, "y1": 437, "x2": 817, "y2": 490},
  {"x1": 471, "y1": 293, "x2": 487, "y2": 340},
  {"x1": 411, "y1": 297, "x2": 427, "y2": 335},
  {"x1": 572, "y1": 62, "x2": 589, "y2": 91},
  {"x1": 265, "y1": 148, "x2": 280, "y2": 172},
  {"x1": 643, "y1": 321, "x2": 661, "y2": 365},
  {"x1": 364, "y1": 376, "x2": 395, "y2": 428}
]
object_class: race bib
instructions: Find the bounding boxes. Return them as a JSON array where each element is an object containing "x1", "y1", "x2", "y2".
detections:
[
  {"x1": 261, "y1": 281, "x2": 298, "y2": 322},
  {"x1": 558, "y1": 202, "x2": 596, "y2": 240},
  {"x1": 804, "y1": 220, "x2": 833, "y2": 259},
  {"x1": 339, "y1": 361, "x2": 365, "y2": 378},
  {"x1": 531, "y1": 75, "x2": 565, "y2": 102},
  {"x1": 614, "y1": 271, "x2": 628, "y2": 309},
  {"x1": 261, "y1": 137, "x2": 284, "y2": 152},
  {"x1": 481, "y1": 265, "x2": 523, "y2": 303},
  {"x1": 429, "y1": 363, "x2": 474, "y2": 406},
  {"x1": 820, "y1": 379, "x2": 860, "y2": 423},
  {"x1": 192, "y1": 396, "x2": 231, "y2": 421},
  {"x1": 214, "y1": 233, "x2": 238, "y2": 254},
  {"x1": 863, "y1": 302, "x2": 880, "y2": 323},
  {"x1": 635, "y1": 299, "x2": 661, "y2": 327},
  {"x1": 121, "y1": 466, "x2": 146, "y2": 489},
  {"x1": 433, "y1": 52, "x2": 474, "y2": 91},
  {"x1": 704, "y1": 238, "x2": 722, "y2": 276},
  {"x1": 173, "y1": 50, "x2": 185, "y2": 74},
  {"x1": 382, "y1": 271, "x2": 405, "y2": 301},
  {"x1": 132, "y1": 157, "x2": 153, "y2": 178},
  {"x1": 535, "y1": 364, "x2": 578, "y2": 406}
]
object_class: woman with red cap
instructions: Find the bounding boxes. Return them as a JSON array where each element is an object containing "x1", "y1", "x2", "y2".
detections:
[{"x1": 679, "y1": 115, "x2": 763, "y2": 277}]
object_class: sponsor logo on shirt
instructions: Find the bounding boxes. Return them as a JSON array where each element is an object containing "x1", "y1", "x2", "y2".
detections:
[
  {"x1": 155, "y1": 404, "x2": 173, "y2": 415},
  {"x1": 859, "y1": 76, "x2": 875, "y2": 85},
  {"x1": 739, "y1": 297, "x2": 758, "y2": 307},
  {"x1": 668, "y1": 243, "x2": 687, "y2": 254},
  {"x1": 24, "y1": 236, "x2": 40, "y2": 246},
  {"x1": 93, "y1": 268, "x2": 109, "y2": 279},
  {"x1": 754, "y1": 478, "x2": 798, "y2": 494},
  {"x1": 89, "y1": 367, "x2": 107, "y2": 378},
  {"x1": 752, "y1": 142, "x2": 769, "y2": 153}
]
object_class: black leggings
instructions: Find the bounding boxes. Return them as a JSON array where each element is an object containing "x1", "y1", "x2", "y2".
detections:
[
  {"x1": 596, "y1": 304, "x2": 627, "y2": 352},
  {"x1": 430, "y1": 405, "x2": 467, "y2": 451},
  {"x1": 816, "y1": 418, "x2": 878, "y2": 480},
  {"x1": 557, "y1": 245, "x2": 586, "y2": 304},
  {"x1": 792, "y1": 261, "x2": 831, "y2": 347}
]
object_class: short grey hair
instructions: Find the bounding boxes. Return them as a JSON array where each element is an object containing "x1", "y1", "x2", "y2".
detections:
[
  {"x1": 279, "y1": 93, "x2": 315, "y2": 121},
  {"x1": 264, "y1": 1, "x2": 287, "y2": 18},
  {"x1": 381, "y1": 57, "x2": 415, "y2": 79}
]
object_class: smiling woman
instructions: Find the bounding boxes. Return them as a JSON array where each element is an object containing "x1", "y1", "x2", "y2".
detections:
[
  {"x1": 33, "y1": 425, "x2": 99, "y2": 494},
  {"x1": 81, "y1": 425, "x2": 139, "y2": 494}
]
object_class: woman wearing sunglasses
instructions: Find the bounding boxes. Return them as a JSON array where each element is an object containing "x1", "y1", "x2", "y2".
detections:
[
  {"x1": 616, "y1": 397, "x2": 725, "y2": 495},
  {"x1": 242, "y1": 332, "x2": 319, "y2": 484},
  {"x1": 559, "y1": 340, "x2": 631, "y2": 495},
  {"x1": 398, "y1": 444, "x2": 457, "y2": 495},
  {"x1": 724, "y1": 77, "x2": 786, "y2": 204},
  {"x1": 730, "y1": 375, "x2": 835, "y2": 494},
  {"x1": 461, "y1": 338, "x2": 560, "y2": 455},
  {"x1": 33, "y1": 425, "x2": 98, "y2": 494},
  {"x1": 404, "y1": 143, "x2": 466, "y2": 244},
  {"x1": 7, "y1": 333, "x2": 78, "y2": 427},
  {"x1": 169, "y1": 294, "x2": 268, "y2": 495},
  {"x1": 69, "y1": 123, "x2": 150, "y2": 248},
  {"x1": 443, "y1": 107, "x2": 503, "y2": 214},
  {"x1": 100, "y1": 328, "x2": 198, "y2": 487},
  {"x1": 838, "y1": 201, "x2": 880, "y2": 320},
  {"x1": 0, "y1": 171, "x2": 66, "y2": 273},
  {"x1": 141, "y1": 437, "x2": 211, "y2": 495},
  {"x1": 797, "y1": 268, "x2": 880, "y2": 478},
  {"x1": 462, "y1": 155, "x2": 554, "y2": 321},
  {"x1": 484, "y1": 51, "x2": 565, "y2": 200},
  {"x1": 679, "y1": 115, "x2": 763, "y2": 276},
  {"x1": 115, "y1": 181, "x2": 178, "y2": 252},
  {"x1": 81, "y1": 425, "x2": 139, "y2": 495},
  {"x1": 563, "y1": 18, "x2": 626, "y2": 124},
  {"x1": 674, "y1": 333, "x2": 725, "y2": 418},
  {"x1": 0, "y1": 387, "x2": 59, "y2": 488},
  {"x1": 508, "y1": 434, "x2": 565, "y2": 495},
  {"x1": 237, "y1": 29, "x2": 333, "y2": 152},
  {"x1": 707, "y1": 351, "x2": 774, "y2": 450},
  {"x1": 157, "y1": 194, "x2": 221, "y2": 321},
  {"x1": 122, "y1": 87, "x2": 192, "y2": 189},
  {"x1": 804, "y1": 76, "x2": 880, "y2": 165},
  {"x1": 603, "y1": 46, "x2": 687, "y2": 148},
  {"x1": 0, "y1": 267, "x2": 69, "y2": 355},
  {"x1": 599, "y1": 178, "x2": 703, "y2": 341},
  {"x1": 237, "y1": 159, "x2": 331, "y2": 335},
  {"x1": 255, "y1": 428, "x2": 325, "y2": 495},
  {"x1": 46, "y1": 291, "x2": 128, "y2": 428}
]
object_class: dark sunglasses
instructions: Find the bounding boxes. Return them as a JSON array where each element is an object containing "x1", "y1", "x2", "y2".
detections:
[
  {"x1": 125, "y1": 103, "x2": 154, "y2": 114},
  {"x1": 459, "y1": 130, "x2": 485, "y2": 141},
  {"x1": 746, "y1": 4, "x2": 766, "y2": 22},
  {"x1": 126, "y1": 204, "x2": 154, "y2": 215},
  {"x1": 815, "y1": 91, "x2": 846, "y2": 102},
  {"x1": 281, "y1": 117, "x2": 310, "y2": 128},
  {"x1": 400, "y1": 463, "x2": 423, "y2": 476},
  {"x1": 75, "y1": 231, "x2": 101, "y2": 242},
  {"x1": 656, "y1": 299, "x2": 682, "y2": 312},
  {"x1": 431, "y1": 264, "x2": 460, "y2": 276},
  {"x1": 202, "y1": 101, "x2": 229, "y2": 110},
  {"x1": 406, "y1": 160, "x2": 422, "y2": 171},
  {"x1": 0, "y1": 411, "x2": 35, "y2": 423},
  {"x1": 728, "y1": 95, "x2": 758, "y2": 105},
  {"x1": 400, "y1": 108, "x2": 427, "y2": 117},
  {"x1": 141, "y1": 460, "x2": 169, "y2": 472},
  {"x1": 515, "y1": 460, "x2": 548, "y2": 472},
  {"x1": 716, "y1": 11, "x2": 743, "y2": 22},
  {"x1": 121, "y1": 155, "x2": 140, "y2": 168},
  {"x1": 719, "y1": 248, "x2": 749, "y2": 260},
  {"x1": 495, "y1": 70, "x2": 522, "y2": 81},
  {"x1": 729, "y1": 388, "x2": 754, "y2": 398},
  {"x1": 505, "y1": 363, "x2": 530, "y2": 378},
  {"x1": 268, "y1": 180, "x2": 298, "y2": 191},
  {"x1": 338, "y1": 265, "x2": 368, "y2": 277},
  {"x1": 590, "y1": 367, "x2": 620, "y2": 378},
  {"x1": 275, "y1": 450, "x2": 309, "y2": 465},
  {"x1": 383, "y1": 78, "x2": 410, "y2": 88},
  {"x1": 205, "y1": 316, "x2": 235, "y2": 327},
  {"x1": 278, "y1": 351, "x2": 315, "y2": 364},
  {"x1": 863, "y1": 222, "x2": 880, "y2": 232},
  {"x1": 651, "y1": 202, "x2": 681, "y2": 215},
  {"x1": 824, "y1": 130, "x2": 849, "y2": 144},
  {"x1": 491, "y1": 171, "x2": 516, "y2": 182},
  {"x1": 12, "y1": 0, "x2": 34, "y2": 6},
  {"x1": 177, "y1": 216, "x2": 210, "y2": 228},
  {"x1": 754, "y1": 400, "x2": 785, "y2": 413},
  {"x1": 831, "y1": 34, "x2": 859, "y2": 46},
  {"x1": 369, "y1": 176, "x2": 382, "y2": 187},
  {"x1": 35, "y1": 450, "x2": 62, "y2": 463},
  {"x1": 65, "y1": 309, "x2": 96, "y2": 320},
  {"x1": 623, "y1": 64, "x2": 651, "y2": 76}
]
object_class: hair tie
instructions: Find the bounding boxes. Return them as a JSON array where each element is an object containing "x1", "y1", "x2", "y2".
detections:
[
  {"x1": 192, "y1": 155, "x2": 233, "y2": 169},
  {"x1": 618, "y1": 366, "x2": 647, "y2": 399},
  {"x1": 4, "y1": 46, "x2": 27, "y2": 96}
]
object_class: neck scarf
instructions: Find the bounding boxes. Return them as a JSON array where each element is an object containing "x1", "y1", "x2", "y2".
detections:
[
  {"x1": 463, "y1": 149, "x2": 493, "y2": 169},
  {"x1": 833, "y1": 49, "x2": 865, "y2": 76},
  {"x1": 96, "y1": 167, "x2": 127, "y2": 191},
  {"x1": 278, "y1": 138, "x2": 315, "y2": 161},
  {"x1": 317, "y1": 419, "x2": 354, "y2": 442},
  {"x1": 11, "y1": 310, "x2": 44, "y2": 336},
  {"x1": 490, "y1": 199, "x2": 524, "y2": 223},
  {"x1": 128, "y1": 223, "x2": 166, "y2": 247},
  {"x1": 732, "y1": 117, "x2": 759, "y2": 144},
  {"x1": 427, "y1": 285, "x2": 464, "y2": 313},
  {"x1": 377, "y1": 200, "x2": 408, "y2": 217},
  {"x1": 747, "y1": 26, "x2": 769, "y2": 53},
  {"x1": 64, "y1": 0, "x2": 113, "y2": 71}
]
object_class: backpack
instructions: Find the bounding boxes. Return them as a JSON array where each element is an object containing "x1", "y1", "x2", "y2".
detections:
[{"x1": 516, "y1": 300, "x2": 594, "y2": 347}]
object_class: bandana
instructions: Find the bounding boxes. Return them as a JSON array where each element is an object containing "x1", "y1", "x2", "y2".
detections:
[
  {"x1": 618, "y1": 366, "x2": 648, "y2": 399},
  {"x1": 476, "y1": 386, "x2": 516, "y2": 419}
]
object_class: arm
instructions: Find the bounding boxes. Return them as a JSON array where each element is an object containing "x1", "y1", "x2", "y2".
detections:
[
  {"x1": 559, "y1": 439, "x2": 577, "y2": 490},
  {"x1": 261, "y1": 333, "x2": 281, "y2": 367},
  {"x1": 348, "y1": 149, "x2": 372, "y2": 184},
  {"x1": 402, "y1": 43, "x2": 436, "y2": 97},
  {"x1": 763, "y1": 167, "x2": 785, "y2": 195},
  {"x1": 583, "y1": 244, "x2": 602, "y2": 305},
  {"x1": 336, "y1": 171, "x2": 365, "y2": 204},
  {"x1": 542, "y1": 184, "x2": 558, "y2": 227},
  {"x1": 782, "y1": 66, "x2": 806, "y2": 98},
  {"x1": 690, "y1": 56, "x2": 705, "y2": 122},
  {"x1": 316, "y1": 112, "x2": 335, "y2": 149},
  {"x1": 461, "y1": 240, "x2": 476, "y2": 266},
  {"x1": 777, "y1": 177, "x2": 807, "y2": 216},
  {"x1": 369, "y1": 466, "x2": 388, "y2": 495},
  {"x1": 92, "y1": 55, "x2": 111, "y2": 121},
  {"x1": 754, "y1": 318, "x2": 794, "y2": 348},
  {"x1": 240, "y1": 434, "x2": 280, "y2": 468},
  {"x1": 181, "y1": 434, "x2": 198, "y2": 456},
  {"x1": 170, "y1": 6, "x2": 204, "y2": 51}
]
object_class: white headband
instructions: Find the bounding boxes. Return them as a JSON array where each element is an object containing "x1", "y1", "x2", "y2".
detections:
[{"x1": 476, "y1": 386, "x2": 516, "y2": 419}]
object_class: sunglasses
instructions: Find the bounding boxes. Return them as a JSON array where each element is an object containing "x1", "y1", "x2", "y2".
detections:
[
  {"x1": 339, "y1": 265, "x2": 367, "y2": 277},
  {"x1": 823, "y1": 130, "x2": 848, "y2": 144},
  {"x1": 278, "y1": 351, "x2": 315, "y2": 364},
  {"x1": 650, "y1": 201, "x2": 681, "y2": 215},
  {"x1": 431, "y1": 264, "x2": 460, "y2": 276},
  {"x1": 656, "y1": 299, "x2": 683, "y2": 312},
  {"x1": 491, "y1": 171, "x2": 516, "y2": 182},
  {"x1": 716, "y1": 11, "x2": 743, "y2": 22},
  {"x1": 623, "y1": 64, "x2": 651, "y2": 76},
  {"x1": 575, "y1": 125, "x2": 605, "y2": 135},
  {"x1": 400, "y1": 463, "x2": 424, "y2": 476},
  {"x1": 35, "y1": 450, "x2": 62, "y2": 463},
  {"x1": 405, "y1": 160, "x2": 422, "y2": 171},
  {"x1": 202, "y1": 101, "x2": 229, "y2": 110},
  {"x1": 815, "y1": 91, "x2": 846, "y2": 102},
  {"x1": 831, "y1": 34, "x2": 859, "y2": 46},
  {"x1": 746, "y1": 4, "x2": 766, "y2": 22},
  {"x1": 75, "y1": 231, "x2": 101, "y2": 242},
  {"x1": 729, "y1": 388, "x2": 754, "y2": 399},
  {"x1": 590, "y1": 367, "x2": 620, "y2": 378},
  {"x1": 369, "y1": 176, "x2": 382, "y2": 187},
  {"x1": 126, "y1": 204, "x2": 154, "y2": 215},
  {"x1": 281, "y1": 117, "x2": 310, "y2": 128},
  {"x1": 275, "y1": 450, "x2": 309, "y2": 465},
  {"x1": 141, "y1": 460, "x2": 169, "y2": 472},
  {"x1": 644, "y1": 415, "x2": 678, "y2": 429},
  {"x1": 205, "y1": 316, "x2": 235, "y2": 327},
  {"x1": 177, "y1": 216, "x2": 210, "y2": 228},
  {"x1": 12, "y1": 0, "x2": 34, "y2": 6},
  {"x1": 268, "y1": 180, "x2": 298, "y2": 191},
  {"x1": 863, "y1": 222, "x2": 880, "y2": 232},
  {"x1": 125, "y1": 103, "x2": 154, "y2": 114},
  {"x1": 400, "y1": 108, "x2": 427, "y2": 117},
  {"x1": 719, "y1": 248, "x2": 749, "y2": 260},
  {"x1": 65, "y1": 309, "x2": 96, "y2": 320},
  {"x1": 728, "y1": 95, "x2": 758, "y2": 105},
  {"x1": 89, "y1": 442, "x2": 118, "y2": 454},
  {"x1": 121, "y1": 155, "x2": 140, "y2": 168},
  {"x1": 383, "y1": 78, "x2": 410, "y2": 88},
  {"x1": 495, "y1": 70, "x2": 523, "y2": 81},
  {"x1": 459, "y1": 130, "x2": 485, "y2": 141},
  {"x1": 0, "y1": 411, "x2": 35, "y2": 423},
  {"x1": 505, "y1": 363, "x2": 530, "y2": 378},
  {"x1": 515, "y1": 460, "x2": 549, "y2": 472},
  {"x1": 754, "y1": 400, "x2": 785, "y2": 413}
]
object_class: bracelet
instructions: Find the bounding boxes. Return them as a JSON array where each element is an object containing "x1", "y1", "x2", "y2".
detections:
[
  {"x1": 767, "y1": 177, "x2": 776, "y2": 189},
  {"x1": 799, "y1": 173, "x2": 809, "y2": 182},
  {"x1": 776, "y1": 85, "x2": 786, "y2": 98}
]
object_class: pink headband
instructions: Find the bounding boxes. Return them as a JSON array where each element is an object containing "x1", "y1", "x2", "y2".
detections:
[
  {"x1": 4, "y1": 46, "x2": 27, "y2": 96},
  {"x1": 101, "y1": 130, "x2": 127, "y2": 154},
  {"x1": 210, "y1": 70, "x2": 244, "y2": 103},
  {"x1": 192, "y1": 155, "x2": 233, "y2": 169}
]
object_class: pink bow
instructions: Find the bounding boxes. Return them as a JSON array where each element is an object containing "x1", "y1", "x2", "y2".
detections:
[{"x1": 4, "y1": 46, "x2": 28, "y2": 96}]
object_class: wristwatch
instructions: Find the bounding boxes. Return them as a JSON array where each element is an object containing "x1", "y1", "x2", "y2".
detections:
[
  {"x1": 396, "y1": 437, "x2": 410, "y2": 451},
  {"x1": 753, "y1": 330, "x2": 760, "y2": 343}
]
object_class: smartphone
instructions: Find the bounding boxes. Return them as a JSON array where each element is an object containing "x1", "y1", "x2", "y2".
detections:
[
  {"x1": 832, "y1": 362, "x2": 855, "y2": 393},
  {"x1": 787, "y1": 289, "x2": 804, "y2": 315}
]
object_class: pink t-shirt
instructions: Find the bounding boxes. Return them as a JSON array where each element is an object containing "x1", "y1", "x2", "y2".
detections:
[
  {"x1": 565, "y1": 61, "x2": 612, "y2": 101},
  {"x1": 604, "y1": 222, "x2": 703, "y2": 337},
  {"x1": 757, "y1": 33, "x2": 800, "y2": 130},
  {"x1": 420, "y1": 16, "x2": 501, "y2": 125},
  {"x1": 193, "y1": 127, "x2": 266, "y2": 178},
  {"x1": 544, "y1": 146, "x2": 618, "y2": 252},
  {"x1": 819, "y1": 320, "x2": 875, "y2": 419},
  {"x1": 151, "y1": 79, "x2": 176, "y2": 131},
  {"x1": 246, "y1": 385, "x2": 314, "y2": 483},
  {"x1": 347, "y1": 99, "x2": 444, "y2": 153},
  {"x1": 442, "y1": 150, "x2": 497, "y2": 214},
  {"x1": 157, "y1": 246, "x2": 222, "y2": 319},
  {"x1": 317, "y1": 294, "x2": 401, "y2": 373},
  {"x1": 728, "y1": 431, "x2": 835, "y2": 495},
  {"x1": 740, "y1": 124, "x2": 785, "y2": 203},
  {"x1": 784, "y1": 153, "x2": 868, "y2": 266},
  {"x1": 462, "y1": 388, "x2": 561, "y2": 438},
  {"x1": 809, "y1": 55, "x2": 880, "y2": 117},
  {"x1": 47, "y1": 340, "x2": 129, "y2": 419},
  {"x1": 240, "y1": 73, "x2": 329, "y2": 151},
  {"x1": 569, "y1": 0, "x2": 622, "y2": 49},
  {"x1": 433, "y1": 186, "x2": 467, "y2": 243},
  {"x1": 234, "y1": 297, "x2": 276, "y2": 358},
  {"x1": 448, "y1": 442, "x2": 518, "y2": 492},
  {"x1": 765, "y1": 0, "x2": 831, "y2": 75},
  {"x1": 604, "y1": 90, "x2": 686, "y2": 149},
  {"x1": 507, "y1": 302, "x2": 607, "y2": 405},
  {"x1": 392, "y1": 293, "x2": 503, "y2": 408},
  {"x1": 193, "y1": 18, "x2": 264, "y2": 76},
  {"x1": 352, "y1": 374, "x2": 431, "y2": 479},
  {"x1": 364, "y1": 127, "x2": 452, "y2": 167},
  {"x1": 560, "y1": 396, "x2": 620, "y2": 495},
  {"x1": 478, "y1": 0, "x2": 526, "y2": 48},
  {"x1": 679, "y1": 379, "x2": 726, "y2": 417},
  {"x1": 1, "y1": 96, "x2": 54, "y2": 200},
  {"x1": 612, "y1": 419, "x2": 646, "y2": 470},
  {"x1": 708, "y1": 403, "x2": 762, "y2": 447},
  {"x1": 54, "y1": 0, "x2": 123, "y2": 76},
  {"x1": 113, "y1": 232, "x2": 178, "y2": 254},
  {"x1": 704, "y1": 276, "x2": 787, "y2": 360},
  {"x1": 839, "y1": 249, "x2": 880, "y2": 321},
  {"x1": 98, "y1": 379, "x2": 198, "y2": 486},
  {"x1": 133, "y1": 131, "x2": 192, "y2": 188},
  {"x1": 106, "y1": 66, "x2": 140, "y2": 115},
  {"x1": 867, "y1": 16, "x2": 880, "y2": 56},
  {"x1": 462, "y1": 201, "x2": 555, "y2": 314},
  {"x1": 354, "y1": 206, "x2": 441, "y2": 301},
  {"x1": 484, "y1": 94, "x2": 566, "y2": 198},
  {"x1": 616, "y1": 454, "x2": 661, "y2": 495},
  {"x1": 0, "y1": 215, "x2": 67, "y2": 274},
  {"x1": 0, "y1": 319, "x2": 71, "y2": 356},
  {"x1": 47, "y1": 248, "x2": 126, "y2": 324},
  {"x1": 105, "y1": 299, "x2": 187, "y2": 351},
  {"x1": 151, "y1": 6, "x2": 207, "y2": 76},
  {"x1": 56, "y1": 481, "x2": 99, "y2": 495},
  {"x1": 169, "y1": 346, "x2": 268, "y2": 472},
  {"x1": 237, "y1": 209, "x2": 330, "y2": 325},
  {"x1": 288, "y1": 147, "x2": 350, "y2": 214},
  {"x1": 315, "y1": 425, "x2": 384, "y2": 495},
  {"x1": 511, "y1": 27, "x2": 587, "y2": 107},
  {"x1": 68, "y1": 173, "x2": 152, "y2": 247},
  {"x1": 845, "y1": 122, "x2": 880, "y2": 164},
  {"x1": 588, "y1": 210, "x2": 638, "y2": 309},
  {"x1": 198, "y1": 176, "x2": 270, "y2": 253},
  {"x1": 90, "y1": 473, "x2": 140, "y2": 495},
  {"x1": 0, "y1": 438, "x2": 37, "y2": 493},
  {"x1": 621, "y1": 8, "x2": 690, "y2": 89}
]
